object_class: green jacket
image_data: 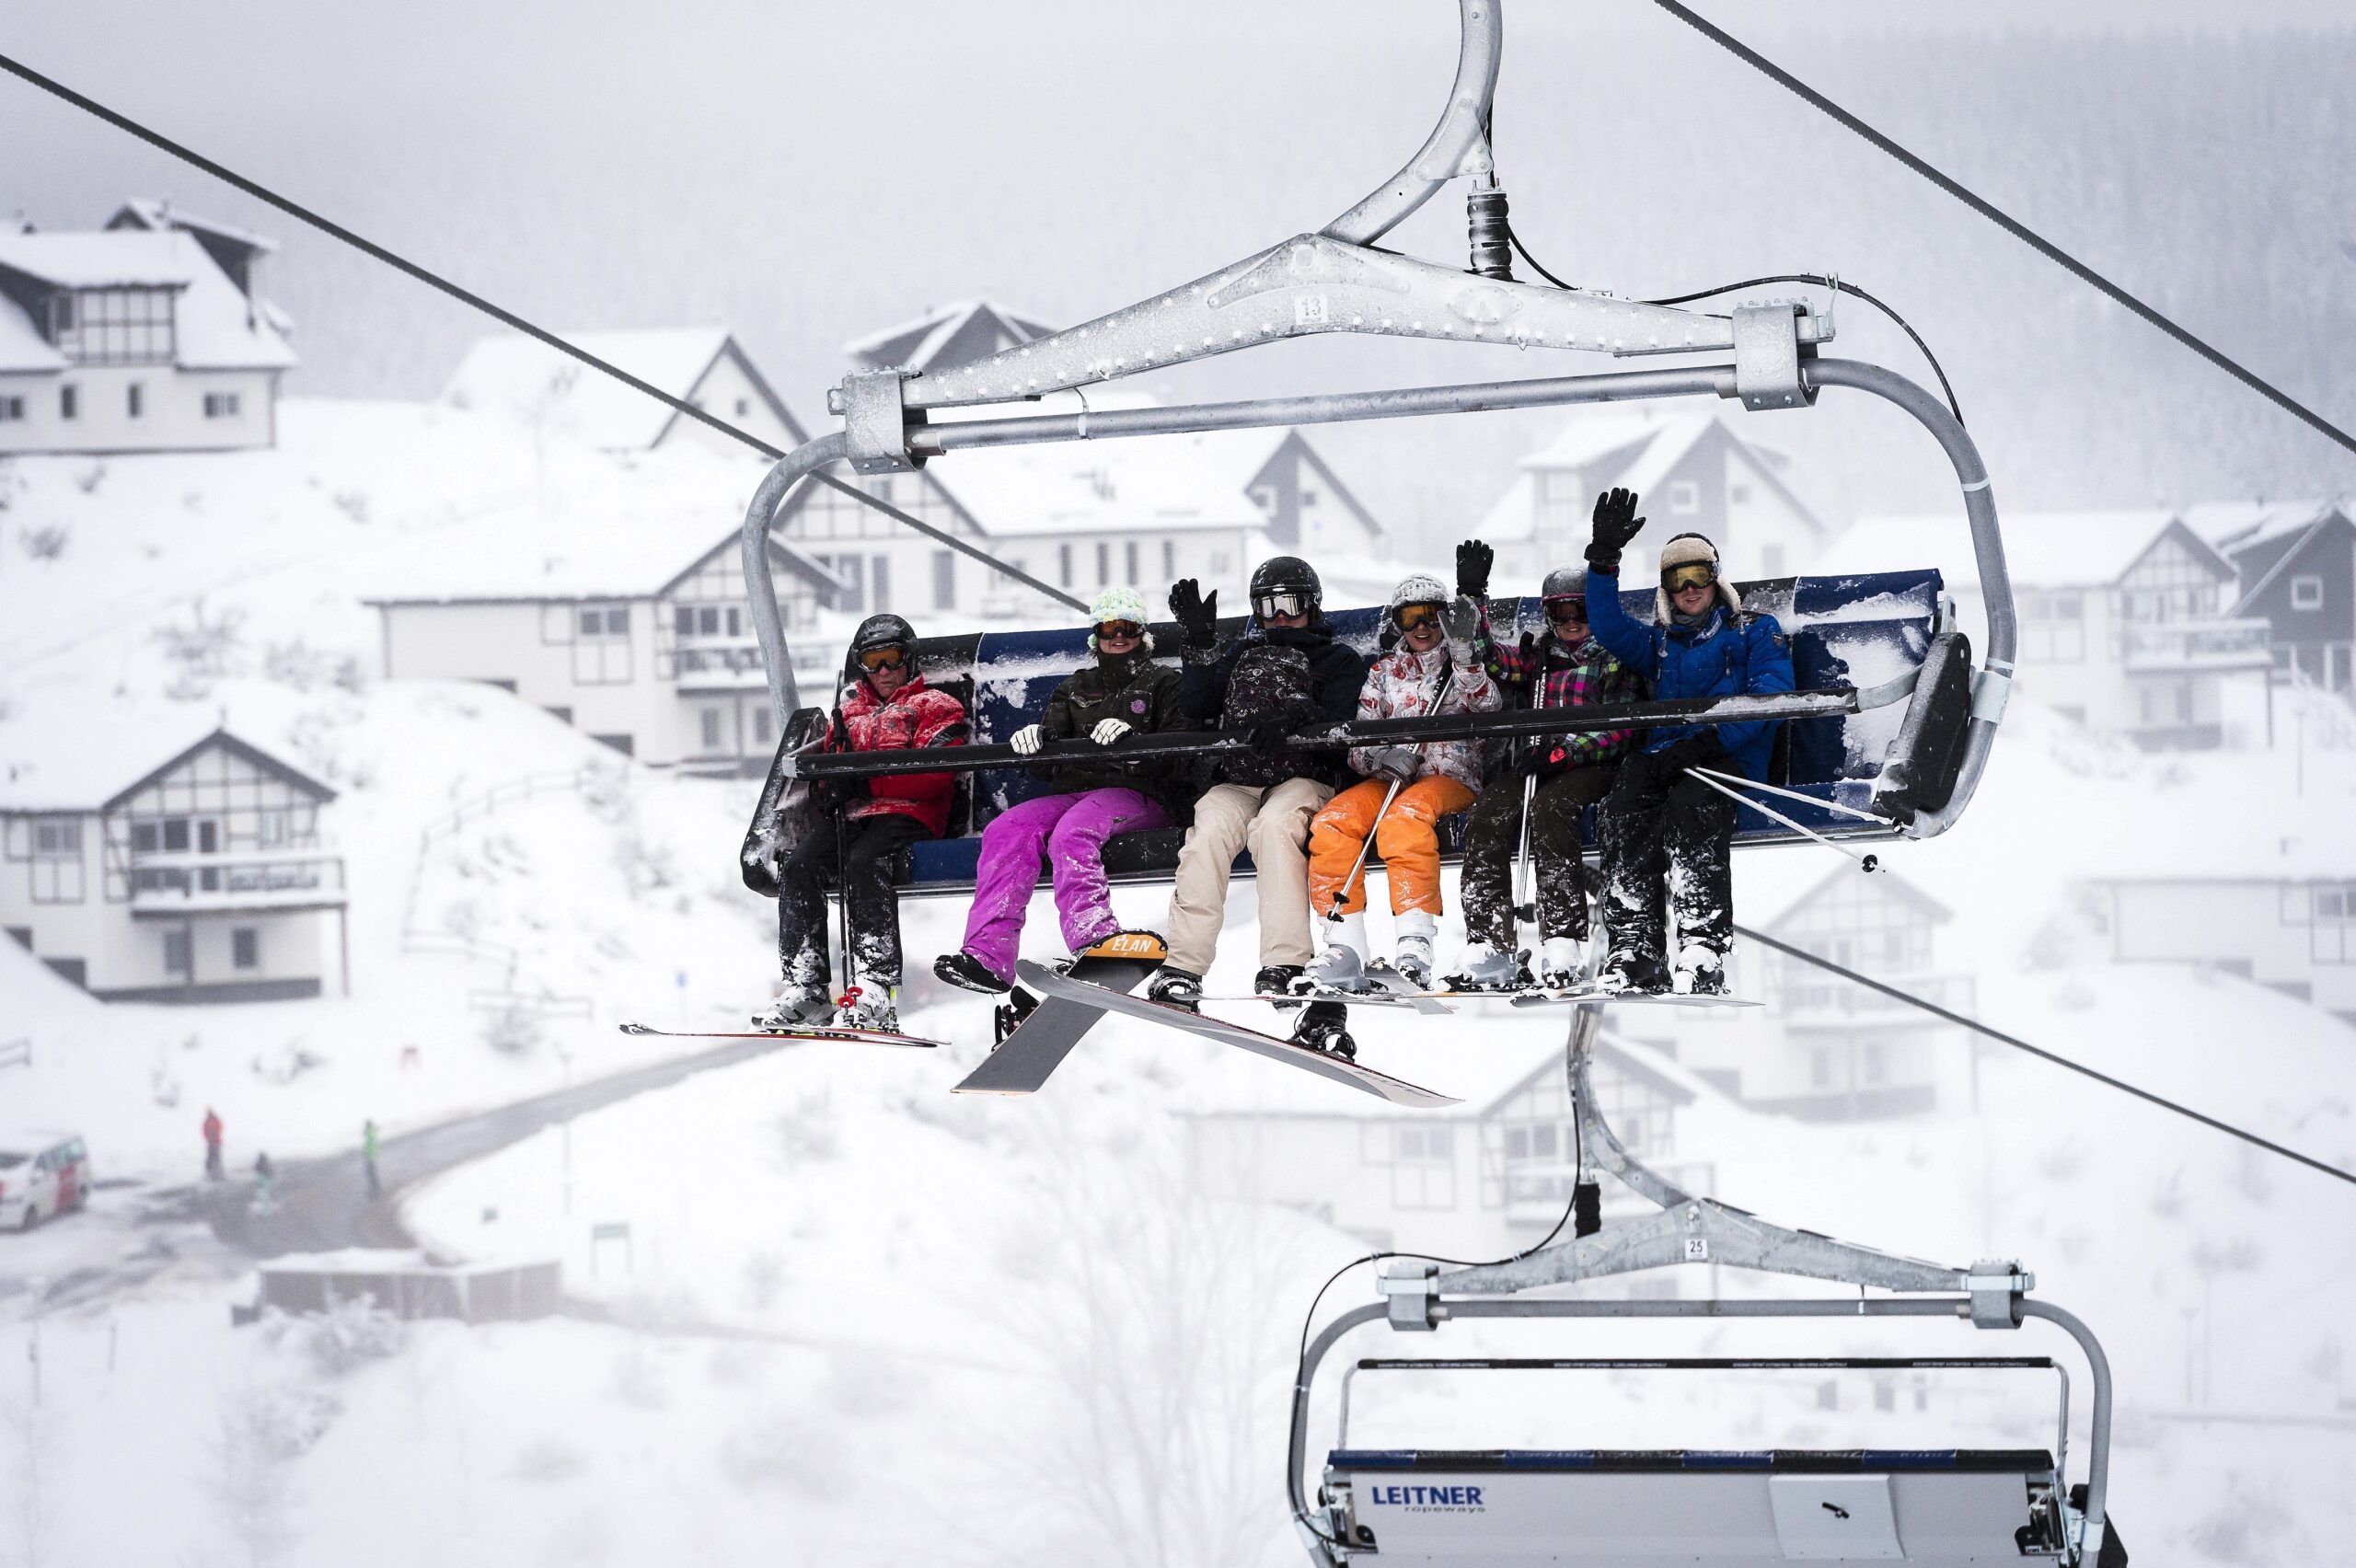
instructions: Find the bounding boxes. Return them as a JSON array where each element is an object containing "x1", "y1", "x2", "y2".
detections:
[{"x1": 1037, "y1": 649, "x2": 1189, "y2": 802}]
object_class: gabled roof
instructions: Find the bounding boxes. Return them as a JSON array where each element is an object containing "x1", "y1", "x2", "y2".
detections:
[
  {"x1": 0, "y1": 229, "x2": 296, "y2": 371},
  {"x1": 843, "y1": 299, "x2": 1057, "y2": 373},
  {"x1": 0, "y1": 723, "x2": 333, "y2": 814},
  {"x1": 0, "y1": 229, "x2": 201, "y2": 289},
  {"x1": 1817, "y1": 508, "x2": 2220, "y2": 593},
  {"x1": 935, "y1": 424, "x2": 1275, "y2": 539},
  {"x1": 106, "y1": 198, "x2": 277, "y2": 256},
  {"x1": 1739, "y1": 851, "x2": 1953, "y2": 929},
  {"x1": 1477, "y1": 410, "x2": 1807, "y2": 546},
  {"x1": 441, "y1": 327, "x2": 803, "y2": 452}
]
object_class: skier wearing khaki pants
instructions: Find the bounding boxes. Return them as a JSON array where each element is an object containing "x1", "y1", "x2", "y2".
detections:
[{"x1": 1148, "y1": 557, "x2": 1369, "y2": 1010}]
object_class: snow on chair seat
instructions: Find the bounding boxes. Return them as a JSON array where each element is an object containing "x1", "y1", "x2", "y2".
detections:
[{"x1": 1322, "y1": 1446, "x2": 2062, "y2": 1565}]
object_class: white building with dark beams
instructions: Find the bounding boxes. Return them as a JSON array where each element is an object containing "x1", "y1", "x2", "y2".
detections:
[
  {"x1": 0, "y1": 202, "x2": 296, "y2": 455},
  {"x1": 0, "y1": 727, "x2": 346, "y2": 1003}
]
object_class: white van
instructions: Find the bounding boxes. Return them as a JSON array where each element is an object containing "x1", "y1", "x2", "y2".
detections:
[{"x1": 0, "y1": 1133, "x2": 91, "y2": 1231}]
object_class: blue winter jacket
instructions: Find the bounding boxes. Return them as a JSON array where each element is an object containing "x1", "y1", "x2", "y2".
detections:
[{"x1": 1584, "y1": 570, "x2": 1796, "y2": 781}]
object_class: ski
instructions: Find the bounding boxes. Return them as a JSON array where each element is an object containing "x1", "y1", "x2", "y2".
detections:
[
  {"x1": 1195, "y1": 987, "x2": 1434, "y2": 1009},
  {"x1": 1357, "y1": 959, "x2": 1457, "y2": 1015},
  {"x1": 1014, "y1": 960, "x2": 1460, "y2": 1109},
  {"x1": 951, "y1": 955, "x2": 1160, "y2": 1096},
  {"x1": 618, "y1": 1021, "x2": 942, "y2": 1047}
]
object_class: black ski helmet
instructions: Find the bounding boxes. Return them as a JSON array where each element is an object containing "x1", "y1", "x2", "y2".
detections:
[
  {"x1": 1248, "y1": 555, "x2": 1322, "y2": 617},
  {"x1": 849, "y1": 613, "x2": 917, "y2": 655},
  {"x1": 1541, "y1": 564, "x2": 1587, "y2": 602}
]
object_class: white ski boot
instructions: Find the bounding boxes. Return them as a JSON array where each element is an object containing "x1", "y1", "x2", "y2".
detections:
[
  {"x1": 1391, "y1": 912, "x2": 1438, "y2": 989},
  {"x1": 752, "y1": 985, "x2": 834, "y2": 1032},
  {"x1": 833, "y1": 984, "x2": 900, "y2": 1034},
  {"x1": 1538, "y1": 936, "x2": 1588, "y2": 991},
  {"x1": 1673, "y1": 943, "x2": 1727, "y2": 997},
  {"x1": 1300, "y1": 913, "x2": 1373, "y2": 994},
  {"x1": 1444, "y1": 941, "x2": 1522, "y2": 992}
]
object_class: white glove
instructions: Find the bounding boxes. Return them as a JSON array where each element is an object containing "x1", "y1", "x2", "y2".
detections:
[
  {"x1": 1010, "y1": 724, "x2": 1045, "y2": 755},
  {"x1": 1445, "y1": 594, "x2": 1482, "y2": 666},
  {"x1": 1090, "y1": 717, "x2": 1133, "y2": 746}
]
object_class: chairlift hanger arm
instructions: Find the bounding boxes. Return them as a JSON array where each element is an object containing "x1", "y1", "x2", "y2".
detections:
[{"x1": 1322, "y1": 0, "x2": 1503, "y2": 246}]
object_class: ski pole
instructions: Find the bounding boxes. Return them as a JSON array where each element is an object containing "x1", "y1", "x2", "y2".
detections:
[
  {"x1": 1682, "y1": 765, "x2": 1882, "y2": 871},
  {"x1": 1513, "y1": 641, "x2": 1550, "y2": 926},
  {"x1": 1326, "y1": 775, "x2": 1403, "y2": 923},
  {"x1": 834, "y1": 821, "x2": 855, "y2": 1001},
  {"x1": 1690, "y1": 765, "x2": 1895, "y2": 827}
]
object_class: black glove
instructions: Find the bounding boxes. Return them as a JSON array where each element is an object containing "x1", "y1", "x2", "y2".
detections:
[
  {"x1": 1521, "y1": 741, "x2": 1569, "y2": 777},
  {"x1": 1658, "y1": 732, "x2": 1728, "y2": 775},
  {"x1": 1455, "y1": 538, "x2": 1493, "y2": 601},
  {"x1": 1245, "y1": 713, "x2": 1296, "y2": 760},
  {"x1": 1170, "y1": 579, "x2": 1218, "y2": 649},
  {"x1": 1586, "y1": 486, "x2": 1646, "y2": 576}
]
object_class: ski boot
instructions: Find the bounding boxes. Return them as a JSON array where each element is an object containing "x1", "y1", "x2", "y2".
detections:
[
  {"x1": 751, "y1": 984, "x2": 834, "y2": 1032},
  {"x1": 933, "y1": 951, "x2": 1011, "y2": 996},
  {"x1": 1593, "y1": 951, "x2": 1669, "y2": 997},
  {"x1": 1537, "y1": 936, "x2": 1588, "y2": 991},
  {"x1": 1391, "y1": 913, "x2": 1438, "y2": 990},
  {"x1": 1077, "y1": 928, "x2": 1170, "y2": 964},
  {"x1": 1443, "y1": 941, "x2": 1525, "y2": 993},
  {"x1": 1145, "y1": 966, "x2": 1205, "y2": 1013},
  {"x1": 993, "y1": 986, "x2": 1039, "y2": 1046},
  {"x1": 833, "y1": 984, "x2": 900, "y2": 1035},
  {"x1": 1256, "y1": 963, "x2": 1307, "y2": 1009},
  {"x1": 1298, "y1": 908, "x2": 1373, "y2": 994},
  {"x1": 1291, "y1": 999, "x2": 1356, "y2": 1060},
  {"x1": 1673, "y1": 943, "x2": 1727, "y2": 997}
]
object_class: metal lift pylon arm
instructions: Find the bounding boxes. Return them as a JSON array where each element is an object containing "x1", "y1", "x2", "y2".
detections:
[{"x1": 1322, "y1": 0, "x2": 1503, "y2": 246}]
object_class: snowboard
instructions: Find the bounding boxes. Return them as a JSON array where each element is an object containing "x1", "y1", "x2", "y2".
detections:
[
  {"x1": 618, "y1": 1021, "x2": 942, "y2": 1048},
  {"x1": 1507, "y1": 988, "x2": 1759, "y2": 1009},
  {"x1": 951, "y1": 955, "x2": 1161, "y2": 1096},
  {"x1": 1015, "y1": 960, "x2": 1459, "y2": 1109}
]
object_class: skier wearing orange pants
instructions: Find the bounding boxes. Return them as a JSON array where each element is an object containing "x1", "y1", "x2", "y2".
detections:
[{"x1": 1300, "y1": 573, "x2": 1498, "y2": 991}]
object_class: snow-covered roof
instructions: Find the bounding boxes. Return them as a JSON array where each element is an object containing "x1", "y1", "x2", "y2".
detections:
[
  {"x1": 0, "y1": 229, "x2": 295, "y2": 371},
  {"x1": 1817, "y1": 509, "x2": 2205, "y2": 593},
  {"x1": 0, "y1": 294, "x2": 64, "y2": 373},
  {"x1": 930, "y1": 418, "x2": 1276, "y2": 540},
  {"x1": 0, "y1": 718, "x2": 331, "y2": 815},
  {"x1": 441, "y1": 327, "x2": 768, "y2": 452},
  {"x1": 1475, "y1": 410, "x2": 1798, "y2": 546},
  {"x1": 1738, "y1": 847, "x2": 1955, "y2": 931},
  {"x1": 843, "y1": 299, "x2": 1057, "y2": 373},
  {"x1": 107, "y1": 198, "x2": 277, "y2": 256},
  {"x1": 2200, "y1": 499, "x2": 2347, "y2": 557}
]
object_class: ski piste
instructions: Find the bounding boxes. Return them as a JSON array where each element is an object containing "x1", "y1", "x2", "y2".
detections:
[
  {"x1": 1014, "y1": 959, "x2": 1460, "y2": 1109},
  {"x1": 617, "y1": 1021, "x2": 942, "y2": 1048},
  {"x1": 951, "y1": 954, "x2": 1159, "y2": 1096}
]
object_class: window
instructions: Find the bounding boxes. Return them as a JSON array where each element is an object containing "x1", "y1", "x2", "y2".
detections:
[
  {"x1": 871, "y1": 555, "x2": 891, "y2": 609},
  {"x1": 163, "y1": 928, "x2": 191, "y2": 978},
  {"x1": 1096, "y1": 541, "x2": 1111, "y2": 585},
  {"x1": 579, "y1": 607, "x2": 604, "y2": 637},
  {"x1": 675, "y1": 605, "x2": 696, "y2": 636},
  {"x1": 28, "y1": 818, "x2": 84, "y2": 904},
  {"x1": 126, "y1": 383, "x2": 144, "y2": 419},
  {"x1": 734, "y1": 398, "x2": 751, "y2": 417},
  {"x1": 1669, "y1": 479, "x2": 1700, "y2": 513},
  {"x1": 1389, "y1": 1124, "x2": 1456, "y2": 1210},
  {"x1": 1163, "y1": 540, "x2": 1176, "y2": 578},
  {"x1": 727, "y1": 606, "x2": 742, "y2": 636},
  {"x1": 2292, "y1": 574, "x2": 2325, "y2": 611},
  {"x1": 59, "y1": 386, "x2": 77, "y2": 420},
  {"x1": 699, "y1": 606, "x2": 722, "y2": 636},
  {"x1": 0, "y1": 396, "x2": 22, "y2": 421},
  {"x1": 933, "y1": 550, "x2": 956, "y2": 611},
  {"x1": 163, "y1": 819, "x2": 191, "y2": 853},
  {"x1": 256, "y1": 810, "x2": 288, "y2": 848},
  {"x1": 1729, "y1": 483, "x2": 1752, "y2": 504},
  {"x1": 832, "y1": 555, "x2": 865, "y2": 613},
  {"x1": 52, "y1": 287, "x2": 176, "y2": 364},
  {"x1": 202, "y1": 392, "x2": 241, "y2": 419},
  {"x1": 1300, "y1": 489, "x2": 1320, "y2": 507},
  {"x1": 231, "y1": 928, "x2": 259, "y2": 970},
  {"x1": 700, "y1": 708, "x2": 723, "y2": 749},
  {"x1": 1126, "y1": 541, "x2": 1139, "y2": 582},
  {"x1": 31, "y1": 821, "x2": 79, "y2": 856},
  {"x1": 1058, "y1": 543, "x2": 1074, "y2": 588},
  {"x1": 752, "y1": 706, "x2": 773, "y2": 747}
]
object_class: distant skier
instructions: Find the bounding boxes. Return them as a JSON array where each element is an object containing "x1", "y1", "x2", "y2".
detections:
[
  {"x1": 934, "y1": 587, "x2": 1187, "y2": 996},
  {"x1": 1145, "y1": 557, "x2": 1369, "y2": 1012},
  {"x1": 1445, "y1": 541, "x2": 1646, "y2": 992},
  {"x1": 202, "y1": 1106, "x2": 224, "y2": 1181},
  {"x1": 1299, "y1": 573, "x2": 1497, "y2": 996},
  {"x1": 1583, "y1": 488, "x2": 1795, "y2": 995},
  {"x1": 757, "y1": 613, "x2": 969, "y2": 1034},
  {"x1": 250, "y1": 1150, "x2": 276, "y2": 1217},
  {"x1": 362, "y1": 1118, "x2": 381, "y2": 1198}
]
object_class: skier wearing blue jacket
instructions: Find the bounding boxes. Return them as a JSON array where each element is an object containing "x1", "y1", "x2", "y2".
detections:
[{"x1": 1583, "y1": 486, "x2": 1795, "y2": 995}]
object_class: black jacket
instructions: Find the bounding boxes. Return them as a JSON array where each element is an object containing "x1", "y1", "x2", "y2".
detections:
[
  {"x1": 1035, "y1": 648, "x2": 1189, "y2": 801},
  {"x1": 1179, "y1": 620, "x2": 1368, "y2": 789}
]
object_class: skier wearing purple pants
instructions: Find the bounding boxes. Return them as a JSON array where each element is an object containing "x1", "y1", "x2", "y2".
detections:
[{"x1": 935, "y1": 587, "x2": 1189, "y2": 995}]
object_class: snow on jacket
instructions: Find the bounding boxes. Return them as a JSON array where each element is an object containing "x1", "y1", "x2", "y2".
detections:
[
  {"x1": 1345, "y1": 641, "x2": 1500, "y2": 791},
  {"x1": 1583, "y1": 570, "x2": 1795, "y2": 781},
  {"x1": 1179, "y1": 621, "x2": 1368, "y2": 788},
  {"x1": 1473, "y1": 608, "x2": 1646, "y2": 774},
  {"x1": 1036, "y1": 647, "x2": 1189, "y2": 801},
  {"x1": 834, "y1": 671, "x2": 968, "y2": 834}
]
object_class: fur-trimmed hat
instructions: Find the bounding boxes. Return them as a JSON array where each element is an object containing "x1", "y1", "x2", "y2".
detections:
[
  {"x1": 1086, "y1": 585, "x2": 1154, "y2": 652},
  {"x1": 1656, "y1": 532, "x2": 1744, "y2": 622}
]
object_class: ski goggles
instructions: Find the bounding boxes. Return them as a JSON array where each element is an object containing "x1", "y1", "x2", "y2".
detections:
[
  {"x1": 857, "y1": 646, "x2": 909, "y2": 672},
  {"x1": 1663, "y1": 561, "x2": 1718, "y2": 594},
  {"x1": 1252, "y1": 591, "x2": 1313, "y2": 620},
  {"x1": 1393, "y1": 603, "x2": 1445, "y2": 632},
  {"x1": 1093, "y1": 619, "x2": 1145, "y2": 642},
  {"x1": 1542, "y1": 594, "x2": 1588, "y2": 623}
]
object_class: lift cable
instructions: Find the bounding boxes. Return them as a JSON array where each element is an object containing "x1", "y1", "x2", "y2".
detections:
[
  {"x1": 1653, "y1": 0, "x2": 2356, "y2": 461},
  {"x1": 1736, "y1": 923, "x2": 2356, "y2": 1190},
  {"x1": 0, "y1": 50, "x2": 1091, "y2": 615}
]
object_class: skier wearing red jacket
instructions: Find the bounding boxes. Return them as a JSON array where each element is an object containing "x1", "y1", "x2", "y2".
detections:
[{"x1": 760, "y1": 613, "x2": 967, "y2": 1033}]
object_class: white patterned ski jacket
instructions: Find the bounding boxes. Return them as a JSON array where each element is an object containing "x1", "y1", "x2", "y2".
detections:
[{"x1": 1345, "y1": 641, "x2": 1501, "y2": 791}]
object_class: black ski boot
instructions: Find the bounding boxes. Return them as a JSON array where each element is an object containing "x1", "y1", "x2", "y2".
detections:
[
  {"x1": 1292, "y1": 1000, "x2": 1356, "y2": 1060},
  {"x1": 1145, "y1": 966, "x2": 1205, "y2": 1013},
  {"x1": 1256, "y1": 963, "x2": 1307, "y2": 1009},
  {"x1": 992, "y1": 986, "x2": 1039, "y2": 1045},
  {"x1": 934, "y1": 951, "x2": 1012, "y2": 996},
  {"x1": 1594, "y1": 951, "x2": 1669, "y2": 997}
]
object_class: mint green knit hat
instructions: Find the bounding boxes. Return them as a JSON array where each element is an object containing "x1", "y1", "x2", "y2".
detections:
[{"x1": 1087, "y1": 585, "x2": 1153, "y2": 652}]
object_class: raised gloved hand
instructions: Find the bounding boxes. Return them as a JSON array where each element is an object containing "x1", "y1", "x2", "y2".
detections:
[
  {"x1": 1369, "y1": 745, "x2": 1420, "y2": 783},
  {"x1": 1454, "y1": 538, "x2": 1493, "y2": 601},
  {"x1": 1170, "y1": 579, "x2": 1219, "y2": 650},
  {"x1": 1090, "y1": 717, "x2": 1132, "y2": 746},
  {"x1": 1009, "y1": 723, "x2": 1045, "y2": 755},
  {"x1": 1658, "y1": 731, "x2": 1728, "y2": 775},
  {"x1": 1585, "y1": 486, "x2": 1646, "y2": 576},
  {"x1": 1443, "y1": 594, "x2": 1482, "y2": 663}
]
